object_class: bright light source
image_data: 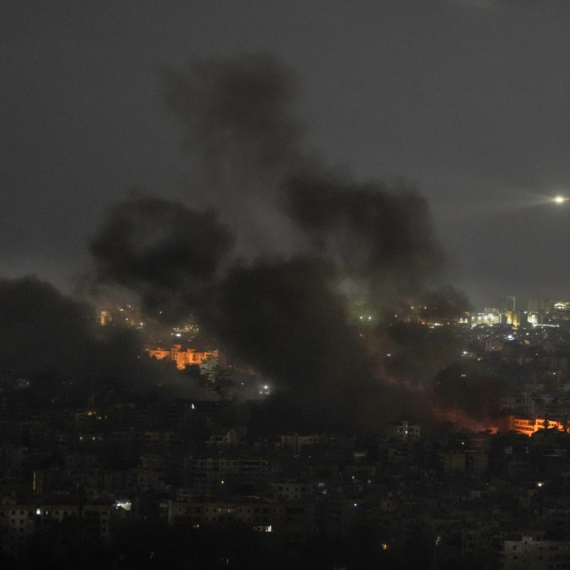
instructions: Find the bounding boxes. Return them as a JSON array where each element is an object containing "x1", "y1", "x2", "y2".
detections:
[{"x1": 554, "y1": 196, "x2": 569, "y2": 203}]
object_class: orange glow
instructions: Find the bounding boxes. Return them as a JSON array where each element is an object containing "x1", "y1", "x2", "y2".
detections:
[
  {"x1": 436, "y1": 407, "x2": 498, "y2": 433},
  {"x1": 510, "y1": 417, "x2": 567, "y2": 436},
  {"x1": 148, "y1": 344, "x2": 218, "y2": 370}
]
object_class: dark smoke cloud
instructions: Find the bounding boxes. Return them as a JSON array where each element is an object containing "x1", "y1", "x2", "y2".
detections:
[
  {"x1": 383, "y1": 322, "x2": 464, "y2": 386},
  {"x1": 419, "y1": 284, "x2": 472, "y2": 322},
  {"x1": 0, "y1": 276, "x2": 93, "y2": 379},
  {"x1": 0, "y1": 276, "x2": 188, "y2": 396},
  {"x1": 89, "y1": 52, "x2": 474, "y2": 433},
  {"x1": 287, "y1": 175, "x2": 446, "y2": 306},
  {"x1": 432, "y1": 362, "x2": 508, "y2": 427},
  {"x1": 216, "y1": 256, "x2": 403, "y2": 431},
  {"x1": 90, "y1": 191, "x2": 233, "y2": 321},
  {"x1": 160, "y1": 52, "x2": 317, "y2": 256},
  {"x1": 160, "y1": 52, "x2": 311, "y2": 197},
  {"x1": 217, "y1": 256, "x2": 348, "y2": 392},
  {"x1": 89, "y1": 196, "x2": 407, "y2": 431}
]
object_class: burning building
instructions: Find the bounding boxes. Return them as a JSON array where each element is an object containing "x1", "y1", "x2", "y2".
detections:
[
  {"x1": 147, "y1": 344, "x2": 218, "y2": 371},
  {"x1": 509, "y1": 417, "x2": 568, "y2": 436}
]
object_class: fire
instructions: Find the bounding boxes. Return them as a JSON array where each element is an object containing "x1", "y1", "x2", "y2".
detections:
[
  {"x1": 435, "y1": 407, "x2": 499, "y2": 434},
  {"x1": 510, "y1": 417, "x2": 568, "y2": 436}
]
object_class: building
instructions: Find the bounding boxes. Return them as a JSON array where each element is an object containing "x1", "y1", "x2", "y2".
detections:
[
  {"x1": 472, "y1": 308, "x2": 501, "y2": 326},
  {"x1": 389, "y1": 420, "x2": 421, "y2": 442},
  {"x1": 503, "y1": 534, "x2": 570, "y2": 570},
  {"x1": 147, "y1": 344, "x2": 218, "y2": 370},
  {"x1": 163, "y1": 497, "x2": 315, "y2": 543},
  {"x1": 510, "y1": 417, "x2": 568, "y2": 436},
  {"x1": 500, "y1": 296, "x2": 516, "y2": 313}
]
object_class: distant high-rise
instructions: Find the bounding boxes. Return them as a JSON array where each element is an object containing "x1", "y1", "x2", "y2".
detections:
[
  {"x1": 527, "y1": 298, "x2": 555, "y2": 313},
  {"x1": 499, "y1": 296, "x2": 516, "y2": 313}
]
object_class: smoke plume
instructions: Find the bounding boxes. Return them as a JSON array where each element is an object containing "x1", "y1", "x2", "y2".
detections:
[
  {"x1": 160, "y1": 52, "x2": 316, "y2": 256},
  {"x1": 0, "y1": 276, "x2": 93, "y2": 379},
  {"x1": 160, "y1": 52, "x2": 311, "y2": 192},
  {"x1": 216, "y1": 256, "x2": 405, "y2": 431},
  {"x1": 89, "y1": 52, "x2": 471, "y2": 433},
  {"x1": 0, "y1": 276, "x2": 188, "y2": 397},
  {"x1": 90, "y1": 191, "x2": 233, "y2": 321},
  {"x1": 287, "y1": 175, "x2": 446, "y2": 307}
]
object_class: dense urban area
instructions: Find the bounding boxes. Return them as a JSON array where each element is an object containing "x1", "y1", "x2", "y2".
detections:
[{"x1": 2, "y1": 296, "x2": 570, "y2": 569}]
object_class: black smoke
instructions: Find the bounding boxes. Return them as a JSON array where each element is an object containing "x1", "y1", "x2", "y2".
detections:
[
  {"x1": 89, "y1": 53, "x2": 471, "y2": 433},
  {"x1": 90, "y1": 191, "x2": 233, "y2": 322},
  {"x1": 159, "y1": 52, "x2": 311, "y2": 192},
  {"x1": 0, "y1": 276, "x2": 93, "y2": 380},
  {"x1": 0, "y1": 276, "x2": 194, "y2": 400},
  {"x1": 216, "y1": 256, "x2": 404, "y2": 431},
  {"x1": 287, "y1": 175, "x2": 446, "y2": 308},
  {"x1": 432, "y1": 361, "x2": 508, "y2": 429},
  {"x1": 159, "y1": 52, "x2": 315, "y2": 257}
]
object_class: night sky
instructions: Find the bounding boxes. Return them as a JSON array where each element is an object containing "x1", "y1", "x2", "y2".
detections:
[{"x1": 3, "y1": 0, "x2": 570, "y2": 308}]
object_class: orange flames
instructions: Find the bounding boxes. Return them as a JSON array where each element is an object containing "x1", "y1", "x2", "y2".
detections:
[
  {"x1": 510, "y1": 417, "x2": 568, "y2": 436},
  {"x1": 435, "y1": 407, "x2": 499, "y2": 434}
]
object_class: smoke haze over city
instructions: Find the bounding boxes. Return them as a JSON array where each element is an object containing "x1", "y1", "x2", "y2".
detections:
[{"x1": 85, "y1": 53, "x2": 477, "y2": 432}]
